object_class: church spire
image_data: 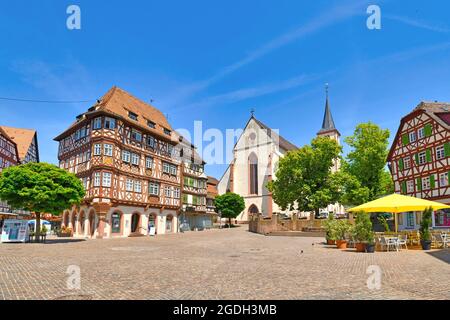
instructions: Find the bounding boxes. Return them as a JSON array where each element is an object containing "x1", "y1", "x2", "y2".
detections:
[{"x1": 318, "y1": 83, "x2": 337, "y2": 134}]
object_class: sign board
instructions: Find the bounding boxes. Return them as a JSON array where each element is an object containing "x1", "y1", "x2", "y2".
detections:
[{"x1": 1, "y1": 219, "x2": 29, "y2": 243}]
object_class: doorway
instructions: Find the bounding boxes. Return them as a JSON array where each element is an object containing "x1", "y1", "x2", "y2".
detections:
[{"x1": 131, "y1": 213, "x2": 140, "y2": 233}]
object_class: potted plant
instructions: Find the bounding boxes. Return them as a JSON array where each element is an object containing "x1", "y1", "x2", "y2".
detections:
[
  {"x1": 323, "y1": 213, "x2": 337, "y2": 245},
  {"x1": 57, "y1": 226, "x2": 73, "y2": 238},
  {"x1": 335, "y1": 219, "x2": 352, "y2": 249},
  {"x1": 420, "y1": 207, "x2": 433, "y2": 250},
  {"x1": 353, "y1": 212, "x2": 375, "y2": 252}
]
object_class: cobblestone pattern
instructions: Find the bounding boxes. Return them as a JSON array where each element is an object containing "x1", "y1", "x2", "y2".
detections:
[{"x1": 0, "y1": 227, "x2": 448, "y2": 300}]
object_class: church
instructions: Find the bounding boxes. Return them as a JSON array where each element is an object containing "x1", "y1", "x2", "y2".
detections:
[{"x1": 217, "y1": 87, "x2": 344, "y2": 223}]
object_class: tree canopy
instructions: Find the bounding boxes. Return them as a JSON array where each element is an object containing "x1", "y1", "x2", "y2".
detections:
[
  {"x1": 214, "y1": 192, "x2": 245, "y2": 225},
  {"x1": 0, "y1": 162, "x2": 85, "y2": 214},
  {"x1": 343, "y1": 122, "x2": 393, "y2": 201},
  {"x1": 267, "y1": 136, "x2": 342, "y2": 215}
]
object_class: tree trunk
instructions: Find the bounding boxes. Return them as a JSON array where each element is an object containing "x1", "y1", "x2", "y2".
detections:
[
  {"x1": 35, "y1": 212, "x2": 41, "y2": 243},
  {"x1": 228, "y1": 217, "x2": 232, "y2": 228}
]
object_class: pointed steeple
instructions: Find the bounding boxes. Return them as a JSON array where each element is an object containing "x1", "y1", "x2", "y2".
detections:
[{"x1": 318, "y1": 83, "x2": 339, "y2": 136}]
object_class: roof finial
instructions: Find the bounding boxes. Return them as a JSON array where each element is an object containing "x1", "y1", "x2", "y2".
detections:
[
  {"x1": 250, "y1": 108, "x2": 255, "y2": 118},
  {"x1": 325, "y1": 83, "x2": 329, "y2": 99}
]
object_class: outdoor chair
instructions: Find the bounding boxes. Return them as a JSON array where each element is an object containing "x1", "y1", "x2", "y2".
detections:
[
  {"x1": 375, "y1": 237, "x2": 383, "y2": 251},
  {"x1": 381, "y1": 236, "x2": 398, "y2": 252},
  {"x1": 397, "y1": 234, "x2": 408, "y2": 250},
  {"x1": 433, "y1": 233, "x2": 448, "y2": 249}
]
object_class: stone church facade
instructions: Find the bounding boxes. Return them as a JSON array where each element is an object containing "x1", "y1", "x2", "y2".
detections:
[{"x1": 218, "y1": 89, "x2": 345, "y2": 223}]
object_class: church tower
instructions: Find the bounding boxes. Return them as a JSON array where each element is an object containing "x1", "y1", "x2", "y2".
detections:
[
  {"x1": 317, "y1": 83, "x2": 340, "y2": 173},
  {"x1": 317, "y1": 83, "x2": 340, "y2": 144}
]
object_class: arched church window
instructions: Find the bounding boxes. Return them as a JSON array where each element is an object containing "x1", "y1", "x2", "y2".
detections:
[{"x1": 249, "y1": 152, "x2": 258, "y2": 195}]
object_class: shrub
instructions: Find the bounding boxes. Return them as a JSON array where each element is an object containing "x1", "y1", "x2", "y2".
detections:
[
  {"x1": 323, "y1": 213, "x2": 337, "y2": 241},
  {"x1": 420, "y1": 207, "x2": 433, "y2": 241},
  {"x1": 353, "y1": 212, "x2": 374, "y2": 244}
]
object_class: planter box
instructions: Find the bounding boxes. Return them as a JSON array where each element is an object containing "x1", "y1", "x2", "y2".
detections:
[{"x1": 58, "y1": 233, "x2": 73, "y2": 238}]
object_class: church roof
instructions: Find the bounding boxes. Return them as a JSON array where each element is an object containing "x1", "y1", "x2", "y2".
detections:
[
  {"x1": 252, "y1": 117, "x2": 298, "y2": 151},
  {"x1": 317, "y1": 93, "x2": 337, "y2": 134},
  {"x1": 0, "y1": 126, "x2": 37, "y2": 161}
]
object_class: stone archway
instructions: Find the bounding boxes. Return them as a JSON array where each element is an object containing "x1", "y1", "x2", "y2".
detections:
[
  {"x1": 78, "y1": 211, "x2": 85, "y2": 235},
  {"x1": 88, "y1": 210, "x2": 96, "y2": 237},
  {"x1": 148, "y1": 213, "x2": 157, "y2": 235},
  {"x1": 248, "y1": 204, "x2": 259, "y2": 221},
  {"x1": 131, "y1": 212, "x2": 141, "y2": 234},
  {"x1": 110, "y1": 211, "x2": 123, "y2": 236},
  {"x1": 165, "y1": 215, "x2": 174, "y2": 233},
  {"x1": 71, "y1": 211, "x2": 77, "y2": 233},
  {"x1": 63, "y1": 211, "x2": 69, "y2": 227}
]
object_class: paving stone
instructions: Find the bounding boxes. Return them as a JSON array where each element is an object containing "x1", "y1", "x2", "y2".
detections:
[{"x1": 0, "y1": 227, "x2": 448, "y2": 300}]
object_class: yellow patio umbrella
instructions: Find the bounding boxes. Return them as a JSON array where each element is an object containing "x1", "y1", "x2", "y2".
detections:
[{"x1": 348, "y1": 193, "x2": 450, "y2": 232}]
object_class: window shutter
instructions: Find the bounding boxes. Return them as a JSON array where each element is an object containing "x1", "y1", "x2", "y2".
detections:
[
  {"x1": 416, "y1": 178, "x2": 422, "y2": 191},
  {"x1": 424, "y1": 124, "x2": 432, "y2": 137},
  {"x1": 444, "y1": 142, "x2": 450, "y2": 157},
  {"x1": 401, "y1": 181, "x2": 407, "y2": 194},
  {"x1": 414, "y1": 153, "x2": 419, "y2": 165},
  {"x1": 430, "y1": 175, "x2": 435, "y2": 189},
  {"x1": 426, "y1": 149, "x2": 432, "y2": 162},
  {"x1": 398, "y1": 159, "x2": 404, "y2": 171},
  {"x1": 401, "y1": 134, "x2": 409, "y2": 146}
]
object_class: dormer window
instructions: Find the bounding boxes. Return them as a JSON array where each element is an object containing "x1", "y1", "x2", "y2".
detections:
[
  {"x1": 147, "y1": 120, "x2": 156, "y2": 129},
  {"x1": 128, "y1": 111, "x2": 138, "y2": 121},
  {"x1": 164, "y1": 128, "x2": 171, "y2": 136}
]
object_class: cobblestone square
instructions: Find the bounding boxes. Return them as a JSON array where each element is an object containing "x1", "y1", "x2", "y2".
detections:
[{"x1": 0, "y1": 227, "x2": 448, "y2": 300}]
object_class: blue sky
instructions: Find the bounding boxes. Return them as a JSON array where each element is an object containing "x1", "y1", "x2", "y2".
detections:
[{"x1": 1, "y1": 0, "x2": 450, "y2": 179}]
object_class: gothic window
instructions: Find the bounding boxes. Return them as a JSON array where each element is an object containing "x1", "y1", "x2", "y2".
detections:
[{"x1": 249, "y1": 152, "x2": 258, "y2": 195}]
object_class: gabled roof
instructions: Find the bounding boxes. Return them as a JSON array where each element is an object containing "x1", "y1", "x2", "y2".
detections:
[
  {"x1": 251, "y1": 117, "x2": 298, "y2": 151},
  {"x1": 0, "y1": 126, "x2": 36, "y2": 161},
  {"x1": 55, "y1": 86, "x2": 172, "y2": 141},
  {"x1": 387, "y1": 101, "x2": 450, "y2": 161}
]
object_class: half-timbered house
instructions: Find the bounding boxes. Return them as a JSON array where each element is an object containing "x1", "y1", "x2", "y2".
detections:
[
  {"x1": 387, "y1": 101, "x2": 450, "y2": 230},
  {"x1": 178, "y1": 137, "x2": 210, "y2": 230},
  {"x1": 55, "y1": 86, "x2": 183, "y2": 238},
  {"x1": 0, "y1": 126, "x2": 39, "y2": 164},
  {"x1": 0, "y1": 126, "x2": 38, "y2": 217}
]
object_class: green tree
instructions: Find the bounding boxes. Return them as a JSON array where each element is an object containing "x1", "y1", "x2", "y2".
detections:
[
  {"x1": 267, "y1": 136, "x2": 342, "y2": 217},
  {"x1": 0, "y1": 162, "x2": 85, "y2": 242},
  {"x1": 214, "y1": 192, "x2": 245, "y2": 227},
  {"x1": 329, "y1": 170, "x2": 370, "y2": 207},
  {"x1": 344, "y1": 122, "x2": 392, "y2": 201}
]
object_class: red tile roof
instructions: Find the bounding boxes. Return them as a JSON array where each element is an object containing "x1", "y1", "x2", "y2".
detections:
[{"x1": 0, "y1": 126, "x2": 36, "y2": 161}]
